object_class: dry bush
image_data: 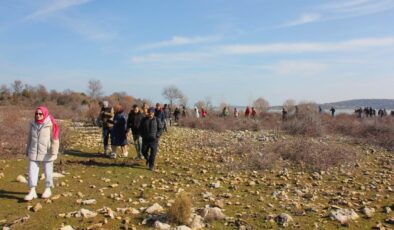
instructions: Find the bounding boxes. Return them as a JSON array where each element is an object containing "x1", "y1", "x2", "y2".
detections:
[
  {"x1": 273, "y1": 138, "x2": 357, "y2": 171},
  {"x1": 167, "y1": 192, "x2": 192, "y2": 225},
  {"x1": 58, "y1": 122, "x2": 73, "y2": 153},
  {"x1": 282, "y1": 113, "x2": 322, "y2": 137},
  {"x1": 85, "y1": 102, "x2": 101, "y2": 124},
  {"x1": 0, "y1": 106, "x2": 30, "y2": 156}
]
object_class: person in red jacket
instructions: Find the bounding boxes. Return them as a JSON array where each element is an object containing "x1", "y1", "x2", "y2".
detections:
[
  {"x1": 245, "y1": 106, "x2": 251, "y2": 118},
  {"x1": 201, "y1": 106, "x2": 207, "y2": 118}
]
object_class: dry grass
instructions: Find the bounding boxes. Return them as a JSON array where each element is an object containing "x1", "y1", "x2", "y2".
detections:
[{"x1": 167, "y1": 191, "x2": 192, "y2": 225}]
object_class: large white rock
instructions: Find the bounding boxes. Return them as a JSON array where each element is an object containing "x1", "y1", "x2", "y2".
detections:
[
  {"x1": 197, "y1": 207, "x2": 226, "y2": 221},
  {"x1": 172, "y1": 226, "x2": 191, "y2": 230},
  {"x1": 331, "y1": 209, "x2": 359, "y2": 224},
  {"x1": 80, "y1": 209, "x2": 97, "y2": 218},
  {"x1": 60, "y1": 225, "x2": 74, "y2": 230},
  {"x1": 146, "y1": 203, "x2": 164, "y2": 214},
  {"x1": 154, "y1": 220, "x2": 171, "y2": 230},
  {"x1": 189, "y1": 214, "x2": 205, "y2": 230}
]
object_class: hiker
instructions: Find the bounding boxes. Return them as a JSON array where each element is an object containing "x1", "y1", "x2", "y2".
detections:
[
  {"x1": 330, "y1": 107, "x2": 336, "y2": 117},
  {"x1": 201, "y1": 106, "x2": 207, "y2": 118},
  {"x1": 25, "y1": 106, "x2": 59, "y2": 201},
  {"x1": 355, "y1": 107, "x2": 363, "y2": 118},
  {"x1": 194, "y1": 106, "x2": 200, "y2": 118},
  {"x1": 127, "y1": 104, "x2": 144, "y2": 160},
  {"x1": 222, "y1": 106, "x2": 229, "y2": 117},
  {"x1": 319, "y1": 106, "x2": 323, "y2": 114},
  {"x1": 155, "y1": 103, "x2": 166, "y2": 131},
  {"x1": 173, "y1": 107, "x2": 181, "y2": 122},
  {"x1": 140, "y1": 107, "x2": 163, "y2": 171},
  {"x1": 251, "y1": 107, "x2": 257, "y2": 118},
  {"x1": 110, "y1": 104, "x2": 128, "y2": 158},
  {"x1": 141, "y1": 102, "x2": 149, "y2": 116},
  {"x1": 163, "y1": 104, "x2": 171, "y2": 128},
  {"x1": 181, "y1": 106, "x2": 187, "y2": 117},
  {"x1": 98, "y1": 101, "x2": 114, "y2": 155},
  {"x1": 282, "y1": 107, "x2": 288, "y2": 121},
  {"x1": 245, "y1": 106, "x2": 250, "y2": 118},
  {"x1": 234, "y1": 107, "x2": 239, "y2": 118}
]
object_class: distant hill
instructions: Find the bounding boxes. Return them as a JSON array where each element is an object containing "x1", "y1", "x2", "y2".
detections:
[{"x1": 320, "y1": 99, "x2": 394, "y2": 109}]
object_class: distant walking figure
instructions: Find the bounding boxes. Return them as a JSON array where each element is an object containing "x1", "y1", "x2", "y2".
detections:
[
  {"x1": 140, "y1": 107, "x2": 163, "y2": 171},
  {"x1": 25, "y1": 106, "x2": 59, "y2": 201},
  {"x1": 234, "y1": 108, "x2": 239, "y2": 118},
  {"x1": 194, "y1": 106, "x2": 200, "y2": 118},
  {"x1": 251, "y1": 107, "x2": 257, "y2": 118},
  {"x1": 330, "y1": 107, "x2": 336, "y2": 117},
  {"x1": 282, "y1": 107, "x2": 288, "y2": 121},
  {"x1": 201, "y1": 106, "x2": 207, "y2": 118},
  {"x1": 173, "y1": 107, "x2": 181, "y2": 122},
  {"x1": 181, "y1": 106, "x2": 187, "y2": 117},
  {"x1": 110, "y1": 104, "x2": 128, "y2": 158},
  {"x1": 245, "y1": 106, "x2": 251, "y2": 118},
  {"x1": 222, "y1": 106, "x2": 229, "y2": 117},
  {"x1": 127, "y1": 104, "x2": 144, "y2": 160},
  {"x1": 98, "y1": 101, "x2": 114, "y2": 155}
]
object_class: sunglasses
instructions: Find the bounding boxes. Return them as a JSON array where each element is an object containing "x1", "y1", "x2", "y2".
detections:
[{"x1": 35, "y1": 112, "x2": 43, "y2": 115}]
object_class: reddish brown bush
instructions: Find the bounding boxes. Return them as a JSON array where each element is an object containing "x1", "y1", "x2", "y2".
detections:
[{"x1": 282, "y1": 112, "x2": 322, "y2": 137}]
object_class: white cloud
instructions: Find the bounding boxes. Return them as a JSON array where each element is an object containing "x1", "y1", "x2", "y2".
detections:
[
  {"x1": 282, "y1": 13, "x2": 321, "y2": 27},
  {"x1": 219, "y1": 37, "x2": 394, "y2": 54},
  {"x1": 131, "y1": 52, "x2": 211, "y2": 63},
  {"x1": 25, "y1": 0, "x2": 92, "y2": 20},
  {"x1": 140, "y1": 35, "x2": 221, "y2": 50},
  {"x1": 265, "y1": 61, "x2": 328, "y2": 76},
  {"x1": 283, "y1": 0, "x2": 394, "y2": 27}
]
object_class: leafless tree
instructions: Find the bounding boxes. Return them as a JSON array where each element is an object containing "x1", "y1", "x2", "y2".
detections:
[
  {"x1": 253, "y1": 97, "x2": 270, "y2": 113},
  {"x1": 283, "y1": 99, "x2": 296, "y2": 112},
  {"x1": 87, "y1": 79, "x2": 103, "y2": 100},
  {"x1": 11, "y1": 80, "x2": 23, "y2": 96},
  {"x1": 162, "y1": 85, "x2": 184, "y2": 107}
]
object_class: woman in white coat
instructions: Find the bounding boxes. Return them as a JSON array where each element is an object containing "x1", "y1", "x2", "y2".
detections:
[{"x1": 25, "y1": 106, "x2": 59, "y2": 201}]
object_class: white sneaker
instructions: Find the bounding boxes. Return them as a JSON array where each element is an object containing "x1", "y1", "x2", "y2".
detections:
[
  {"x1": 110, "y1": 153, "x2": 117, "y2": 159},
  {"x1": 24, "y1": 188, "x2": 38, "y2": 201},
  {"x1": 41, "y1": 187, "x2": 52, "y2": 199}
]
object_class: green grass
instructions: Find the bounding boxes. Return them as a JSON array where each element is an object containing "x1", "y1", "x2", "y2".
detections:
[{"x1": 0, "y1": 126, "x2": 393, "y2": 229}]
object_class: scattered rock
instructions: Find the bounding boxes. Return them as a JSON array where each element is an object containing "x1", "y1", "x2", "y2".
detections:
[
  {"x1": 210, "y1": 181, "x2": 221, "y2": 189},
  {"x1": 172, "y1": 226, "x2": 192, "y2": 230},
  {"x1": 189, "y1": 214, "x2": 205, "y2": 229},
  {"x1": 146, "y1": 203, "x2": 164, "y2": 214},
  {"x1": 32, "y1": 203, "x2": 42, "y2": 212},
  {"x1": 16, "y1": 175, "x2": 27, "y2": 183},
  {"x1": 60, "y1": 225, "x2": 74, "y2": 230},
  {"x1": 80, "y1": 209, "x2": 97, "y2": 218},
  {"x1": 330, "y1": 209, "x2": 359, "y2": 225},
  {"x1": 154, "y1": 220, "x2": 171, "y2": 230},
  {"x1": 197, "y1": 207, "x2": 226, "y2": 222},
  {"x1": 385, "y1": 216, "x2": 394, "y2": 224},
  {"x1": 275, "y1": 213, "x2": 293, "y2": 227},
  {"x1": 362, "y1": 207, "x2": 375, "y2": 218},
  {"x1": 77, "y1": 199, "x2": 97, "y2": 205}
]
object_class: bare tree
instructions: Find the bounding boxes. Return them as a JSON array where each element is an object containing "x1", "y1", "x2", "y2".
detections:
[
  {"x1": 283, "y1": 99, "x2": 296, "y2": 112},
  {"x1": 253, "y1": 97, "x2": 270, "y2": 113},
  {"x1": 11, "y1": 80, "x2": 23, "y2": 96},
  {"x1": 0, "y1": 84, "x2": 10, "y2": 100},
  {"x1": 179, "y1": 94, "x2": 188, "y2": 107},
  {"x1": 162, "y1": 85, "x2": 184, "y2": 107},
  {"x1": 194, "y1": 100, "x2": 205, "y2": 109},
  {"x1": 87, "y1": 79, "x2": 103, "y2": 100}
]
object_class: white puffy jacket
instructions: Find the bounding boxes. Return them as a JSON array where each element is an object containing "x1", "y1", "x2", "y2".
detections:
[{"x1": 26, "y1": 117, "x2": 59, "y2": 161}]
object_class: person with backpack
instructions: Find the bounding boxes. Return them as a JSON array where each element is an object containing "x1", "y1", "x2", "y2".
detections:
[
  {"x1": 98, "y1": 101, "x2": 114, "y2": 155},
  {"x1": 127, "y1": 104, "x2": 144, "y2": 160},
  {"x1": 139, "y1": 107, "x2": 163, "y2": 171}
]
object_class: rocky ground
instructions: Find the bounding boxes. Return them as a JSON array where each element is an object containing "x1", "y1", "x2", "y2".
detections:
[{"x1": 0, "y1": 123, "x2": 393, "y2": 230}]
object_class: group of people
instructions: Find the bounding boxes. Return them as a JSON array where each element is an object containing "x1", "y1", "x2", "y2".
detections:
[
  {"x1": 190, "y1": 106, "x2": 258, "y2": 119},
  {"x1": 97, "y1": 101, "x2": 166, "y2": 171}
]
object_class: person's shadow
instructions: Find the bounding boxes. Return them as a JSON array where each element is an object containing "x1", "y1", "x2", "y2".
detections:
[{"x1": 0, "y1": 189, "x2": 26, "y2": 202}]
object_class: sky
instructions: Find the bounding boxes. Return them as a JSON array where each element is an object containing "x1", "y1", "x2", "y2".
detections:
[{"x1": 1, "y1": 0, "x2": 394, "y2": 106}]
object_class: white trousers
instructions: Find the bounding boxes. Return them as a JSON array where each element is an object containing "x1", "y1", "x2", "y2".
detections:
[{"x1": 28, "y1": 160, "x2": 53, "y2": 188}]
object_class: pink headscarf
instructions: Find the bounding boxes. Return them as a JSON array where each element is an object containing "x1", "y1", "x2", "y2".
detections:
[{"x1": 35, "y1": 106, "x2": 59, "y2": 140}]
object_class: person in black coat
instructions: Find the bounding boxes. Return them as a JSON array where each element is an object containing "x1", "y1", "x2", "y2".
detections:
[
  {"x1": 110, "y1": 104, "x2": 128, "y2": 158},
  {"x1": 139, "y1": 107, "x2": 163, "y2": 171},
  {"x1": 127, "y1": 104, "x2": 144, "y2": 160}
]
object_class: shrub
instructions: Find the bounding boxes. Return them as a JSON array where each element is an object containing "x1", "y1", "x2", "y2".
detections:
[
  {"x1": 282, "y1": 108, "x2": 322, "y2": 137},
  {"x1": 272, "y1": 138, "x2": 357, "y2": 171},
  {"x1": 167, "y1": 192, "x2": 192, "y2": 225}
]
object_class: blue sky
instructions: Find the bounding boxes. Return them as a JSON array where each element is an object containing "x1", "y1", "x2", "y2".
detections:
[{"x1": 1, "y1": 0, "x2": 394, "y2": 106}]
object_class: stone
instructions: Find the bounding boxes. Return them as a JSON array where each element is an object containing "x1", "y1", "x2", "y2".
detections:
[
  {"x1": 189, "y1": 214, "x2": 205, "y2": 229},
  {"x1": 385, "y1": 216, "x2": 394, "y2": 224},
  {"x1": 16, "y1": 175, "x2": 27, "y2": 183},
  {"x1": 330, "y1": 209, "x2": 359, "y2": 225},
  {"x1": 80, "y1": 209, "x2": 97, "y2": 218},
  {"x1": 51, "y1": 194, "x2": 61, "y2": 200},
  {"x1": 362, "y1": 207, "x2": 375, "y2": 218},
  {"x1": 384, "y1": 207, "x2": 392, "y2": 214},
  {"x1": 60, "y1": 225, "x2": 74, "y2": 230},
  {"x1": 154, "y1": 220, "x2": 171, "y2": 230},
  {"x1": 172, "y1": 226, "x2": 192, "y2": 230},
  {"x1": 214, "y1": 200, "x2": 225, "y2": 209},
  {"x1": 86, "y1": 223, "x2": 103, "y2": 230},
  {"x1": 79, "y1": 199, "x2": 97, "y2": 205},
  {"x1": 210, "y1": 181, "x2": 221, "y2": 189},
  {"x1": 32, "y1": 203, "x2": 42, "y2": 212},
  {"x1": 197, "y1": 207, "x2": 226, "y2": 221},
  {"x1": 146, "y1": 203, "x2": 164, "y2": 214},
  {"x1": 0, "y1": 172, "x2": 4, "y2": 178},
  {"x1": 275, "y1": 213, "x2": 293, "y2": 227}
]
